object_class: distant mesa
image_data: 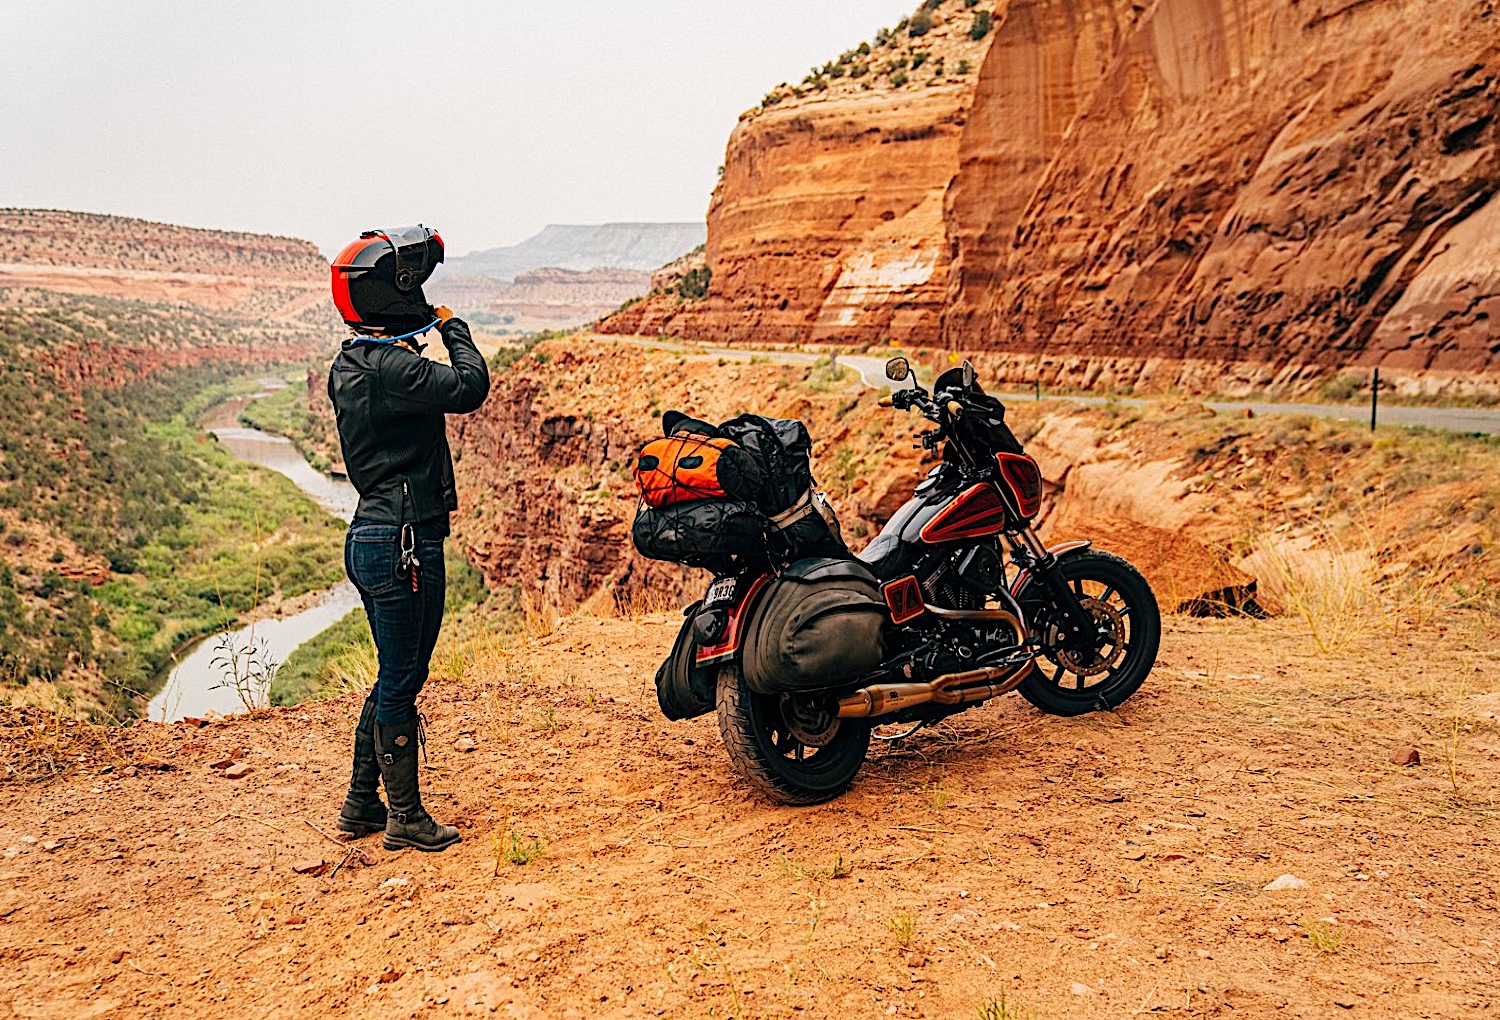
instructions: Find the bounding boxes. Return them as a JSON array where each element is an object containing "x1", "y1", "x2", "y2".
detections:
[
  {"x1": 430, "y1": 223, "x2": 704, "y2": 331},
  {"x1": 0, "y1": 207, "x2": 331, "y2": 327},
  {"x1": 446, "y1": 222, "x2": 705, "y2": 282}
]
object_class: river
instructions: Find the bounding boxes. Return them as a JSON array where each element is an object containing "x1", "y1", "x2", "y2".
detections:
[{"x1": 147, "y1": 390, "x2": 361, "y2": 723}]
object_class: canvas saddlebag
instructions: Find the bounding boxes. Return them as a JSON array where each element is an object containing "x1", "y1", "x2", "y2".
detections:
[
  {"x1": 742, "y1": 557, "x2": 886, "y2": 695},
  {"x1": 656, "y1": 601, "x2": 717, "y2": 720}
]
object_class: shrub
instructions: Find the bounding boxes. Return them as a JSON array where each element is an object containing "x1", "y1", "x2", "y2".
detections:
[
  {"x1": 970, "y1": 10, "x2": 993, "y2": 39},
  {"x1": 677, "y1": 266, "x2": 712, "y2": 300},
  {"x1": 850, "y1": 62, "x2": 869, "y2": 78},
  {"x1": 912, "y1": 51, "x2": 930, "y2": 70},
  {"x1": 909, "y1": 11, "x2": 933, "y2": 36},
  {"x1": 875, "y1": 27, "x2": 891, "y2": 46},
  {"x1": 957, "y1": 59, "x2": 971, "y2": 74},
  {"x1": 891, "y1": 69, "x2": 909, "y2": 87}
]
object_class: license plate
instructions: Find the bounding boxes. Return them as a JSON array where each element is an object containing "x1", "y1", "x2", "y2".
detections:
[{"x1": 704, "y1": 577, "x2": 737, "y2": 607}]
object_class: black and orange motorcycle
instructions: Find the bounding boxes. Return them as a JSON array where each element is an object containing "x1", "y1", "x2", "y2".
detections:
[{"x1": 647, "y1": 358, "x2": 1160, "y2": 805}]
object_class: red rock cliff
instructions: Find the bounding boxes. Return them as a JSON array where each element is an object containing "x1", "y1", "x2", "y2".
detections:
[
  {"x1": 601, "y1": 2, "x2": 997, "y2": 345},
  {"x1": 606, "y1": 0, "x2": 1500, "y2": 397},
  {"x1": 944, "y1": 0, "x2": 1500, "y2": 394}
]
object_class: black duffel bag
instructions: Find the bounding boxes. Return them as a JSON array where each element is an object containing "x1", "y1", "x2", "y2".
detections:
[
  {"x1": 743, "y1": 557, "x2": 887, "y2": 695},
  {"x1": 656, "y1": 601, "x2": 717, "y2": 720},
  {"x1": 632, "y1": 498, "x2": 769, "y2": 571}
]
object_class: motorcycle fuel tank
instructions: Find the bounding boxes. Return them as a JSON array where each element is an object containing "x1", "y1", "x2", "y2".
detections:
[
  {"x1": 917, "y1": 484, "x2": 1007, "y2": 544},
  {"x1": 855, "y1": 465, "x2": 963, "y2": 579}
]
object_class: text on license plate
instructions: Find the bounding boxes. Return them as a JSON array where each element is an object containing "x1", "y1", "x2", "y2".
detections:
[{"x1": 705, "y1": 578, "x2": 737, "y2": 607}]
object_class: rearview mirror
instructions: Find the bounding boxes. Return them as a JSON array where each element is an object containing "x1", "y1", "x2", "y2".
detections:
[
  {"x1": 961, "y1": 359, "x2": 976, "y2": 389},
  {"x1": 885, "y1": 357, "x2": 910, "y2": 382}
]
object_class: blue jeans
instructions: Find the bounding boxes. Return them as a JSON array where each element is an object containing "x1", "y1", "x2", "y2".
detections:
[{"x1": 344, "y1": 518, "x2": 447, "y2": 726}]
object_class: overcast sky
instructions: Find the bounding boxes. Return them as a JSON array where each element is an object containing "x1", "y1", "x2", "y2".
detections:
[{"x1": 1, "y1": 1, "x2": 919, "y2": 256}]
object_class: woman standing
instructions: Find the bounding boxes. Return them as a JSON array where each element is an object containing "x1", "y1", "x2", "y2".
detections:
[{"x1": 326, "y1": 226, "x2": 490, "y2": 852}]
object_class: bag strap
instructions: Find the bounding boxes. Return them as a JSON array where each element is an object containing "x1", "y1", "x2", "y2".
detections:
[{"x1": 769, "y1": 488, "x2": 816, "y2": 531}]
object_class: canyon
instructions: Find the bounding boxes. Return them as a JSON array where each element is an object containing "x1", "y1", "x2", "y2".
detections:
[
  {"x1": 603, "y1": 0, "x2": 1500, "y2": 397},
  {"x1": 0, "y1": 210, "x2": 341, "y2": 718}
]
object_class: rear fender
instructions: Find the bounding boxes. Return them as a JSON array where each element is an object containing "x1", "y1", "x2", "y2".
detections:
[
  {"x1": 694, "y1": 573, "x2": 772, "y2": 665},
  {"x1": 1008, "y1": 540, "x2": 1092, "y2": 597}
]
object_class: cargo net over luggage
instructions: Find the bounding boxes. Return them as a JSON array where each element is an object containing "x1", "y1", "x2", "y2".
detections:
[{"x1": 631, "y1": 411, "x2": 847, "y2": 573}]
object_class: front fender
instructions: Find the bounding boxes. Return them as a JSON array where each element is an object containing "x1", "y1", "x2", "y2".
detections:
[{"x1": 1008, "y1": 540, "x2": 1092, "y2": 597}]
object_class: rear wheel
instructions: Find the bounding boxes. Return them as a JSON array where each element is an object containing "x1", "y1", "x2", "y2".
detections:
[
  {"x1": 715, "y1": 664, "x2": 870, "y2": 805},
  {"x1": 1016, "y1": 550, "x2": 1159, "y2": 716}
]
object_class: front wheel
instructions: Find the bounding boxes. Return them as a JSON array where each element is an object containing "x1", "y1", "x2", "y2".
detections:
[
  {"x1": 715, "y1": 664, "x2": 870, "y2": 805},
  {"x1": 1015, "y1": 549, "x2": 1160, "y2": 716}
]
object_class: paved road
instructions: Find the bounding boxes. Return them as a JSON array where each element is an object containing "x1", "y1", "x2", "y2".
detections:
[
  {"x1": 850, "y1": 355, "x2": 1500, "y2": 438},
  {"x1": 596, "y1": 337, "x2": 1500, "y2": 437}
]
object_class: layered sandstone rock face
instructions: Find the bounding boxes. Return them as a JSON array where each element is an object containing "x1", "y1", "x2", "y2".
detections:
[
  {"x1": 0, "y1": 210, "x2": 337, "y2": 392},
  {"x1": 602, "y1": 3, "x2": 997, "y2": 344},
  {"x1": 0, "y1": 208, "x2": 330, "y2": 325},
  {"x1": 944, "y1": 0, "x2": 1500, "y2": 394},
  {"x1": 606, "y1": 0, "x2": 1500, "y2": 395}
]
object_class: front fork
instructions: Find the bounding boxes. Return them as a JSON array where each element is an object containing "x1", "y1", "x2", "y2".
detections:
[{"x1": 1007, "y1": 527, "x2": 1098, "y2": 652}]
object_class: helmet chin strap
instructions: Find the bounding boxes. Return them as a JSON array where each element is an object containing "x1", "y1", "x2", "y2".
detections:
[{"x1": 351, "y1": 317, "x2": 441, "y2": 346}]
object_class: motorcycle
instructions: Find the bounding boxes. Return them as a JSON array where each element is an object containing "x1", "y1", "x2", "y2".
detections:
[{"x1": 695, "y1": 357, "x2": 1161, "y2": 805}]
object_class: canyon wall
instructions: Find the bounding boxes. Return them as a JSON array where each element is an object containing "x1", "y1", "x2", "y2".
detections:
[
  {"x1": 944, "y1": 0, "x2": 1500, "y2": 393},
  {"x1": 604, "y1": 0, "x2": 1500, "y2": 396}
]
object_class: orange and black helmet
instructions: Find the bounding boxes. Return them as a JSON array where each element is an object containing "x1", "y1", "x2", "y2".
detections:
[{"x1": 330, "y1": 225, "x2": 444, "y2": 334}]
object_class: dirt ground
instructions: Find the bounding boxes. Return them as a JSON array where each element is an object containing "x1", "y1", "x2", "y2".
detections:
[{"x1": 3, "y1": 613, "x2": 1499, "y2": 1020}]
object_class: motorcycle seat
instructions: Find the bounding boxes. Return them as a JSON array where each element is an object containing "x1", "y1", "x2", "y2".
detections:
[{"x1": 855, "y1": 531, "x2": 909, "y2": 581}]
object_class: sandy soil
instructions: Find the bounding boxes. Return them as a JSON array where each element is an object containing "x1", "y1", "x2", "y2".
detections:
[{"x1": 3, "y1": 614, "x2": 1498, "y2": 1019}]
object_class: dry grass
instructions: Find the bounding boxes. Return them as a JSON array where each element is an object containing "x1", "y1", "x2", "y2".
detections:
[
  {"x1": 520, "y1": 590, "x2": 559, "y2": 639},
  {"x1": 610, "y1": 585, "x2": 681, "y2": 621},
  {"x1": 1244, "y1": 514, "x2": 1457, "y2": 653}
]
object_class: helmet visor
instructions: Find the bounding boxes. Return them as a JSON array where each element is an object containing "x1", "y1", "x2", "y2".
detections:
[{"x1": 361, "y1": 225, "x2": 444, "y2": 292}]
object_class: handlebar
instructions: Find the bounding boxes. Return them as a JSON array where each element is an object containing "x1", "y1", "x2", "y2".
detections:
[{"x1": 882, "y1": 385, "x2": 968, "y2": 425}]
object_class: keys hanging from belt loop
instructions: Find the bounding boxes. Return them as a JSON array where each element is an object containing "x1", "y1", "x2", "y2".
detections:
[{"x1": 399, "y1": 524, "x2": 422, "y2": 593}]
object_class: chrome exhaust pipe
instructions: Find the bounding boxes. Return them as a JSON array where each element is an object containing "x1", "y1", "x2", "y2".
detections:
[{"x1": 836, "y1": 660, "x2": 1034, "y2": 719}]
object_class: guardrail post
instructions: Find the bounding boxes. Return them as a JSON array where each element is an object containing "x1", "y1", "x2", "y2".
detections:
[{"x1": 1370, "y1": 367, "x2": 1380, "y2": 432}]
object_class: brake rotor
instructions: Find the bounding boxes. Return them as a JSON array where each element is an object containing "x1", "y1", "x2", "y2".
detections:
[
  {"x1": 1051, "y1": 597, "x2": 1127, "y2": 677},
  {"x1": 779, "y1": 694, "x2": 841, "y2": 748}
]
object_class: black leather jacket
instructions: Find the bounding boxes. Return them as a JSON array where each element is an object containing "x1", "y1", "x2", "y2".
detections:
[{"x1": 328, "y1": 318, "x2": 490, "y2": 528}]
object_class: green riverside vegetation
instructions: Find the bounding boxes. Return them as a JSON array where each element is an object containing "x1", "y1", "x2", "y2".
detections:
[{"x1": 0, "y1": 294, "x2": 343, "y2": 719}]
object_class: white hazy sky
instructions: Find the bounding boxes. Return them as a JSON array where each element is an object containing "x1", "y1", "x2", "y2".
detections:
[{"x1": 1, "y1": 1, "x2": 919, "y2": 256}]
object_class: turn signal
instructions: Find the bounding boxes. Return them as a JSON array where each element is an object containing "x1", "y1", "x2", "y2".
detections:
[
  {"x1": 878, "y1": 395, "x2": 894, "y2": 407},
  {"x1": 946, "y1": 400, "x2": 964, "y2": 418}
]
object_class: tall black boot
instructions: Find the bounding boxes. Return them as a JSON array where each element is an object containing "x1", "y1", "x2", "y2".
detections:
[
  {"x1": 336, "y1": 696, "x2": 386, "y2": 837},
  {"x1": 375, "y1": 717, "x2": 461, "y2": 852}
]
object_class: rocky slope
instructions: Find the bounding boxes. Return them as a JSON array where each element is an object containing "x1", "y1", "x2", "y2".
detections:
[
  {"x1": 449, "y1": 336, "x2": 1500, "y2": 627},
  {"x1": 942, "y1": 0, "x2": 1500, "y2": 396},
  {"x1": 604, "y1": 0, "x2": 1500, "y2": 398},
  {"x1": 0, "y1": 208, "x2": 332, "y2": 327}
]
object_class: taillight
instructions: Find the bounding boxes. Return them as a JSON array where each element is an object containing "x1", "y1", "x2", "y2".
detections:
[{"x1": 996, "y1": 453, "x2": 1043, "y2": 519}]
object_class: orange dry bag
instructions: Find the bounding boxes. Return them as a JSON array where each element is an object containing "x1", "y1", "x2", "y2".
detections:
[{"x1": 633, "y1": 435, "x2": 761, "y2": 509}]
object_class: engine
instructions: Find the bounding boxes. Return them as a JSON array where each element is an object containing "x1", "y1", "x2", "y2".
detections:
[{"x1": 898, "y1": 543, "x2": 1028, "y2": 685}]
